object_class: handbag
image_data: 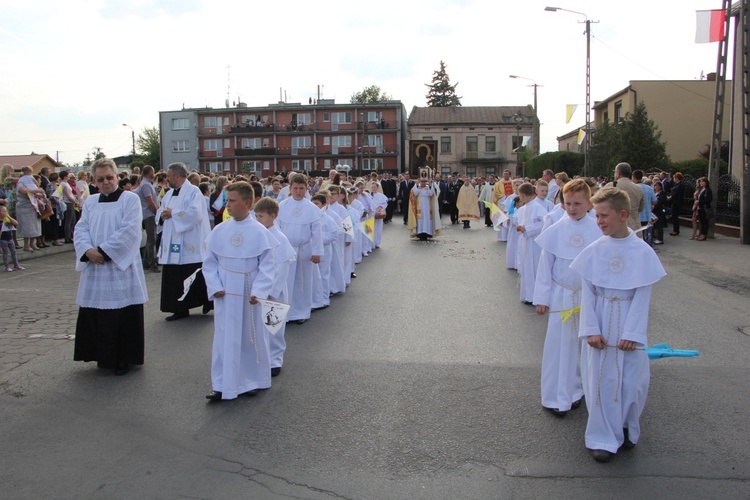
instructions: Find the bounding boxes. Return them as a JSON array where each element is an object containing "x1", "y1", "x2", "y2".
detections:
[{"x1": 39, "y1": 199, "x2": 54, "y2": 220}]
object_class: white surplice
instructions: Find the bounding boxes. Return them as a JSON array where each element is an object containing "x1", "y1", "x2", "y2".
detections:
[
  {"x1": 265, "y1": 224, "x2": 297, "y2": 370},
  {"x1": 370, "y1": 191, "x2": 388, "y2": 246},
  {"x1": 327, "y1": 202, "x2": 348, "y2": 293},
  {"x1": 571, "y1": 231, "x2": 666, "y2": 453},
  {"x1": 156, "y1": 182, "x2": 210, "y2": 265},
  {"x1": 203, "y1": 216, "x2": 278, "y2": 400},
  {"x1": 312, "y1": 210, "x2": 341, "y2": 309},
  {"x1": 516, "y1": 201, "x2": 547, "y2": 302}
]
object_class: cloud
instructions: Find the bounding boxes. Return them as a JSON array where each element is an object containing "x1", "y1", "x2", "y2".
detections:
[{"x1": 97, "y1": 0, "x2": 204, "y2": 19}]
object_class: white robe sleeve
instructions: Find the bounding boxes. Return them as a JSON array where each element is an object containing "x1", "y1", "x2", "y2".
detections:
[
  {"x1": 533, "y1": 249, "x2": 555, "y2": 307},
  {"x1": 250, "y1": 249, "x2": 275, "y2": 300},
  {"x1": 202, "y1": 249, "x2": 223, "y2": 299},
  {"x1": 171, "y1": 188, "x2": 203, "y2": 234},
  {"x1": 73, "y1": 198, "x2": 96, "y2": 264},
  {"x1": 310, "y1": 216, "x2": 324, "y2": 256}
]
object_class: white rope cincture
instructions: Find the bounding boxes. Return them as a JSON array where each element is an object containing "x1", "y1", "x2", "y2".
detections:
[{"x1": 593, "y1": 291, "x2": 633, "y2": 406}]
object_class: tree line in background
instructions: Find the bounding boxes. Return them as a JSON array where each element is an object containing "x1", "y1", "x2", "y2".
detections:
[{"x1": 72, "y1": 126, "x2": 161, "y2": 170}]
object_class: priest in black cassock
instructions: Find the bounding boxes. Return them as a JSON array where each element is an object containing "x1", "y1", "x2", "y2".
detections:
[{"x1": 73, "y1": 158, "x2": 148, "y2": 376}]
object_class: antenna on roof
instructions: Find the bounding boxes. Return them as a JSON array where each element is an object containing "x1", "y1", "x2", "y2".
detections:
[{"x1": 226, "y1": 64, "x2": 231, "y2": 107}]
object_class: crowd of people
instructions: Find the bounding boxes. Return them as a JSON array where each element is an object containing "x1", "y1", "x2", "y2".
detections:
[{"x1": 5, "y1": 157, "x2": 686, "y2": 463}]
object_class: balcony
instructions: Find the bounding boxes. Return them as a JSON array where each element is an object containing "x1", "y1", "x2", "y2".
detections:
[
  {"x1": 229, "y1": 124, "x2": 277, "y2": 133},
  {"x1": 235, "y1": 147, "x2": 276, "y2": 157},
  {"x1": 461, "y1": 151, "x2": 504, "y2": 163}
]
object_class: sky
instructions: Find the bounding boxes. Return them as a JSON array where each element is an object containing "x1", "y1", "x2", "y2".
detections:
[{"x1": 0, "y1": 0, "x2": 728, "y2": 166}]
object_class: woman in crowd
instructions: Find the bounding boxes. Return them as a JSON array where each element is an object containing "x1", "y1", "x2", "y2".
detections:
[
  {"x1": 209, "y1": 176, "x2": 229, "y2": 226},
  {"x1": 15, "y1": 166, "x2": 44, "y2": 252},
  {"x1": 696, "y1": 177, "x2": 713, "y2": 242},
  {"x1": 652, "y1": 180, "x2": 668, "y2": 245}
]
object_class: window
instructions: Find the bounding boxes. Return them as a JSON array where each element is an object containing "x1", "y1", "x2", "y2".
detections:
[
  {"x1": 172, "y1": 140, "x2": 189, "y2": 152},
  {"x1": 332, "y1": 136, "x2": 352, "y2": 148},
  {"x1": 291, "y1": 113, "x2": 312, "y2": 125},
  {"x1": 262, "y1": 138, "x2": 270, "y2": 148},
  {"x1": 242, "y1": 161, "x2": 262, "y2": 173},
  {"x1": 441, "y1": 136, "x2": 451, "y2": 153},
  {"x1": 466, "y1": 136, "x2": 478, "y2": 159},
  {"x1": 323, "y1": 113, "x2": 330, "y2": 122},
  {"x1": 223, "y1": 138, "x2": 230, "y2": 148},
  {"x1": 362, "y1": 135, "x2": 382, "y2": 147},
  {"x1": 332, "y1": 112, "x2": 352, "y2": 124},
  {"x1": 512, "y1": 136, "x2": 523, "y2": 150},
  {"x1": 336, "y1": 159, "x2": 353, "y2": 169},
  {"x1": 603, "y1": 110, "x2": 609, "y2": 122},
  {"x1": 422, "y1": 136, "x2": 433, "y2": 140},
  {"x1": 362, "y1": 158, "x2": 383, "y2": 171},
  {"x1": 204, "y1": 116, "x2": 219, "y2": 128},
  {"x1": 614, "y1": 101, "x2": 623, "y2": 123},
  {"x1": 485, "y1": 167, "x2": 496, "y2": 176},
  {"x1": 466, "y1": 166, "x2": 476, "y2": 177},
  {"x1": 324, "y1": 159, "x2": 331, "y2": 168},
  {"x1": 172, "y1": 118, "x2": 189, "y2": 130},
  {"x1": 205, "y1": 162, "x2": 223, "y2": 173},
  {"x1": 242, "y1": 138, "x2": 262, "y2": 149},
  {"x1": 323, "y1": 136, "x2": 330, "y2": 146},
  {"x1": 363, "y1": 111, "x2": 381, "y2": 122},
  {"x1": 485, "y1": 136, "x2": 496, "y2": 152},
  {"x1": 291, "y1": 136, "x2": 312, "y2": 149},
  {"x1": 291, "y1": 159, "x2": 312, "y2": 170},
  {"x1": 441, "y1": 167, "x2": 452, "y2": 177},
  {"x1": 205, "y1": 139, "x2": 221, "y2": 151}
]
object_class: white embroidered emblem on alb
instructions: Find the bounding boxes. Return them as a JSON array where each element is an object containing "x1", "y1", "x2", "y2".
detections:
[{"x1": 607, "y1": 255, "x2": 625, "y2": 274}]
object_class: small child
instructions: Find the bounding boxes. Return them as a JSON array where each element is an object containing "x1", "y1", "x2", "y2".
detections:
[
  {"x1": 310, "y1": 192, "x2": 342, "y2": 310},
  {"x1": 515, "y1": 183, "x2": 547, "y2": 304},
  {"x1": 534, "y1": 180, "x2": 555, "y2": 213},
  {"x1": 505, "y1": 195, "x2": 522, "y2": 270},
  {"x1": 570, "y1": 187, "x2": 666, "y2": 462},
  {"x1": 202, "y1": 181, "x2": 279, "y2": 401},
  {"x1": 254, "y1": 197, "x2": 297, "y2": 378},
  {"x1": 1, "y1": 206, "x2": 24, "y2": 271},
  {"x1": 533, "y1": 179, "x2": 601, "y2": 417}
]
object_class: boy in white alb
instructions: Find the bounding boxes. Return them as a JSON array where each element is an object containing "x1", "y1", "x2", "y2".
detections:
[
  {"x1": 533, "y1": 179, "x2": 601, "y2": 417},
  {"x1": 277, "y1": 174, "x2": 323, "y2": 324},
  {"x1": 254, "y1": 197, "x2": 296, "y2": 378},
  {"x1": 570, "y1": 187, "x2": 666, "y2": 462},
  {"x1": 514, "y1": 183, "x2": 547, "y2": 304},
  {"x1": 311, "y1": 192, "x2": 342, "y2": 310},
  {"x1": 203, "y1": 182, "x2": 279, "y2": 401}
]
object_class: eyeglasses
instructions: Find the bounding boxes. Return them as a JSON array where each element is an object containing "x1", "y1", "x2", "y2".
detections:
[{"x1": 95, "y1": 175, "x2": 116, "y2": 183}]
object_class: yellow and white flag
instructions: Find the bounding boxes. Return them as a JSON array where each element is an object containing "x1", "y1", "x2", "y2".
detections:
[
  {"x1": 577, "y1": 128, "x2": 586, "y2": 145},
  {"x1": 566, "y1": 104, "x2": 578, "y2": 124}
]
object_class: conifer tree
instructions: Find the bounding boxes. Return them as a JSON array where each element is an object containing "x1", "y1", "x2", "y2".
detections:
[{"x1": 425, "y1": 61, "x2": 462, "y2": 107}]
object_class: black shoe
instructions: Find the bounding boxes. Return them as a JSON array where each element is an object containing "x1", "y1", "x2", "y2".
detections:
[
  {"x1": 312, "y1": 305, "x2": 329, "y2": 311},
  {"x1": 545, "y1": 406, "x2": 567, "y2": 417},
  {"x1": 202, "y1": 303, "x2": 213, "y2": 314},
  {"x1": 523, "y1": 301, "x2": 534, "y2": 306},
  {"x1": 166, "y1": 311, "x2": 189, "y2": 321},
  {"x1": 241, "y1": 389, "x2": 260, "y2": 397},
  {"x1": 206, "y1": 391, "x2": 223, "y2": 401},
  {"x1": 271, "y1": 367, "x2": 281, "y2": 377},
  {"x1": 590, "y1": 449, "x2": 614, "y2": 462},
  {"x1": 571, "y1": 398, "x2": 583, "y2": 410},
  {"x1": 350, "y1": 273, "x2": 357, "y2": 278},
  {"x1": 115, "y1": 362, "x2": 130, "y2": 376},
  {"x1": 621, "y1": 428, "x2": 636, "y2": 450}
]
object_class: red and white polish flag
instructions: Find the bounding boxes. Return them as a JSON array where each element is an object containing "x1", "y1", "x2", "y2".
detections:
[{"x1": 695, "y1": 9, "x2": 726, "y2": 43}]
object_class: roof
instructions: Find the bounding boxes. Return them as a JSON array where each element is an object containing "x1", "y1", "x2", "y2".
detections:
[
  {"x1": 408, "y1": 105, "x2": 536, "y2": 126},
  {"x1": 0, "y1": 154, "x2": 60, "y2": 170}
]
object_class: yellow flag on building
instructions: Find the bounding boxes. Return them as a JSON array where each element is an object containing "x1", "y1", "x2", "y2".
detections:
[
  {"x1": 566, "y1": 104, "x2": 578, "y2": 124},
  {"x1": 577, "y1": 128, "x2": 586, "y2": 145}
]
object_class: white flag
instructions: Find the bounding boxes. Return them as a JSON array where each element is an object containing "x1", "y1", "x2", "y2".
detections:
[
  {"x1": 178, "y1": 268, "x2": 202, "y2": 301},
  {"x1": 522, "y1": 136, "x2": 531, "y2": 147},
  {"x1": 259, "y1": 299, "x2": 291, "y2": 335},
  {"x1": 339, "y1": 214, "x2": 355, "y2": 237}
]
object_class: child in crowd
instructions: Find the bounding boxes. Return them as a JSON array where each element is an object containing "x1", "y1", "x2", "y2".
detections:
[
  {"x1": 276, "y1": 174, "x2": 323, "y2": 325},
  {"x1": 254, "y1": 197, "x2": 297, "y2": 378},
  {"x1": 515, "y1": 183, "x2": 547, "y2": 304},
  {"x1": 310, "y1": 192, "x2": 341, "y2": 311},
  {"x1": 570, "y1": 187, "x2": 666, "y2": 462},
  {"x1": 505, "y1": 195, "x2": 522, "y2": 270},
  {"x1": 202, "y1": 182, "x2": 279, "y2": 401},
  {"x1": 534, "y1": 180, "x2": 555, "y2": 212},
  {"x1": 1, "y1": 205, "x2": 24, "y2": 271},
  {"x1": 534, "y1": 179, "x2": 601, "y2": 417},
  {"x1": 324, "y1": 186, "x2": 348, "y2": 294}
]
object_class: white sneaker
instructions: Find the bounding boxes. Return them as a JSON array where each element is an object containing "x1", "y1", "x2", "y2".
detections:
[{"x1": 653, "y1": 239, "x2": 663, "y2": 245}]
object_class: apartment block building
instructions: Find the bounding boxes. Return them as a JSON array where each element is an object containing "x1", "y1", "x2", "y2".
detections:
[
  {"x1": 159, "y1": 100, "x2": 407, "y2": 176},
  {"x1": 407, "y1": 106, "x2": 536, "y2": 178}
]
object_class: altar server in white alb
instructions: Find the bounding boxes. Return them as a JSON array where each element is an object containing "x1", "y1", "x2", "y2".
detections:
[
  {"x1": 570, "y1": 187, "x2": 666, "y2": 463},
  {"x1": 533, "y1": 179, "x2": 601, "y2": 417},
  {"x1": 156, "y1": 162, "x2": 211, "y2": 321},
  {"x1": 369, "y1": 181, "x2": 388, "y2": 248},
  {"x1": 311, "y1": 192, "x2": 341, "y2": 310},
  {"x1": 325, "y1": 186, "x2": 348, "y2": 294},
  {"x1": 514, "y1": 182, "x2": 547, "y2": 304},
  {"x1": 203, "y1": 182, "x2": 279, "y2": 401},
  {"x1": 253, "y1": 197, "x2": 296, "y2": 378},
  {"x1": 73, "y1": 158, "x2": 148, "y2": 376},
  {"x1": 277, "y1": 174, "x2": 323, "y2": 325}
]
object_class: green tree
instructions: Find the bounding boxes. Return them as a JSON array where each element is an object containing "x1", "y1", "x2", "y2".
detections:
[
  {"x1": 588, "y1": 102, "x2": 670, "y2": 177},
  {"x1": 526, "y1": 151, "x2": 585, "y2": 179},
  {"x1": 82, "y1": 147, "x2": 106, "y2": 166},
  {"x1": 350, "y1": 85, "x2": 392, "y2": 104},
  {"x1": 134, "y1": 126, "x2": 161, "y2": 169},
  {"x1": 425, "y1": 60, "x2": 462, "y2": 107}
]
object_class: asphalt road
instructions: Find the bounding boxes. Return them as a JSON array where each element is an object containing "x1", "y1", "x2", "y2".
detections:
[{"x1": 1, "y1": 220, "x2": 749, "y2": 499}]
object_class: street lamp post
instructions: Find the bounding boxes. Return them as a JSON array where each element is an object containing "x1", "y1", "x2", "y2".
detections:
[
  {"x1": 545, "y1": 6, "x2": 596, "y2": 176},
  {"x1": 122, "y1": 123, "x2": 136, "y2": 165},
  {"x1": 509, "y1": 75, "x2": 542, "y2": 157}
]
